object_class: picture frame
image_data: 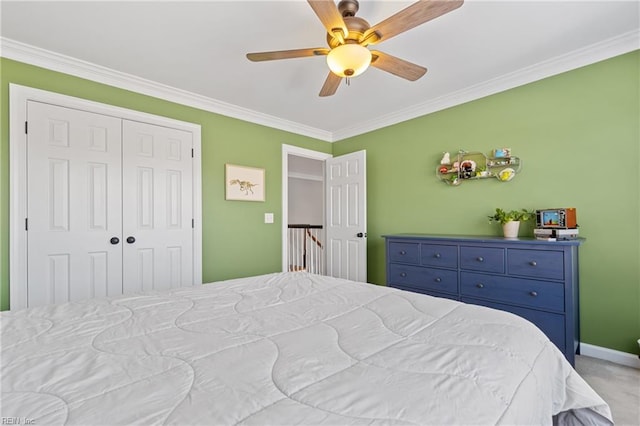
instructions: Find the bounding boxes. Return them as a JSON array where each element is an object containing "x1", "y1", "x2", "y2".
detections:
[{"x1": 225, "y1": 164, "x2": 265, "y2": 202}]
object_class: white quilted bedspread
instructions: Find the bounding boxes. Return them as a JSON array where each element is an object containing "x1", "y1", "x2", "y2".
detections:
[{"x1": 1, "y1": 272, "x2": 612, "y2": 425}]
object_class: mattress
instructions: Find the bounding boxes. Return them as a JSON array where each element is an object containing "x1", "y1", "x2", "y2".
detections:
[{"x1": 1, "y1": 272, "x2": 612, "y2": 425}]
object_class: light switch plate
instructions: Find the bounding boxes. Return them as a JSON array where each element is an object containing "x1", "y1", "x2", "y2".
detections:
[{"x1": 264, "y1": 213, "x2": 274, "y2": 224}]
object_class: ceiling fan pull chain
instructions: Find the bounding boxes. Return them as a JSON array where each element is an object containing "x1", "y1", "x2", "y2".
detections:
[{"x1": 345, "y1": 77, "x2": 351, "y2": 86}]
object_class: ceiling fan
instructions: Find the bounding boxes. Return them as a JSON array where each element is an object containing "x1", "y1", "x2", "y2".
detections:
[{"x1": 246, "y1": 0, "x2": 464, "y2": 97}]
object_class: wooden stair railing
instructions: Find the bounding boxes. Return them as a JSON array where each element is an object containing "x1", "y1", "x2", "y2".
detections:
[{"x1": 288, "y1": 224, "x2": 324, "y2": 274}]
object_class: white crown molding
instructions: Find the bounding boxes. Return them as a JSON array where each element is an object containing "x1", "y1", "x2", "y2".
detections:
[
  {"x1": 0, "y1": 37, "x2": 333, "y2": 142},
  {"x1": 2, "y1": 30, "x2": 638, "y2": 143},
  {"x1": 331, "y1": 29, "x2": 640, "y2": 142}
]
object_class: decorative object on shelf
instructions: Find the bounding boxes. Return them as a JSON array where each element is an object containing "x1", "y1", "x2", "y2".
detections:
[
  {"x1": 475, "y1": 165, "x2": 489, "y2": 177},
  {"x1": 436, "y1": 149, "x2": 521, "y2": 185},
  {"x1": 498, "y1": 167, "x2": 515, "y2": 181},
  {"x1": 225, "y1": 164, "x2": 265, "y2": 202},
  {"x1": 493, "y1": 148, "x2": 511, "y2": 158},
  {"x1": 459, "y1": 160, "x2": 476, "y2": 179},
  {"x1": 440, "y1": 152, "x2": 451, "y2": 165},
  {"x1": 488, "y1": 208, "x2": 535, "y2": 238}
]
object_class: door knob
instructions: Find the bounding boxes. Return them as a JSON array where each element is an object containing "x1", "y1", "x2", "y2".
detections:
[
  {"x1": 110, "y1": 237, "x2": 120, "y2": 245},
  {"x1": 356, "y1": 232, "x2": 365, "y2": 238},
  {"x1": 126, "y1": 236, "x2": 136, "y2": 244}
]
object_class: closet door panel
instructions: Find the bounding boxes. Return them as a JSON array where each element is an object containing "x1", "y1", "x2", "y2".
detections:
[
  {"x1": 122, "y1": 120, "x2": 194, "y2": 292},
  {"x1": 26, "y1": 101, "x2": 123, "y2": 307}
]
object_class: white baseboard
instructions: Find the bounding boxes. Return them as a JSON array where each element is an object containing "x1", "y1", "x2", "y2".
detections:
[{"x1": 580, "y1": 343, "x2": 640, "y2": 369}]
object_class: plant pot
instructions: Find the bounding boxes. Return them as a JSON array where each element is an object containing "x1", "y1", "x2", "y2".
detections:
[{"x1": 502, "y1": 221, "x2": 520, "y2": 238}]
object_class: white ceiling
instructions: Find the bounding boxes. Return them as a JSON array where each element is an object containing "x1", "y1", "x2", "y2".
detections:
[{"x1": 2, "y1": 1, "x2": 638, "y2": 141}]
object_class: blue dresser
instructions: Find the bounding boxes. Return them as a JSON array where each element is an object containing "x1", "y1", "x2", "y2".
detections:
[{"x1": 384, "y1": 234, "x2": 583, "y2": 365}]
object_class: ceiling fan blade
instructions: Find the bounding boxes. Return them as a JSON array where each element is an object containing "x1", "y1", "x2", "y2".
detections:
[
  {"x1": 370, "y1": 51, "x2": 427, "y2": 81},
  {"x1": 247, "y1": 48, "x2": 330, "y2": 62},
  {"x1": 319, "y1": 72, "x2": 342, "y2": 97},
  {"x1": 307, "y1": 0, "x2": 348, "y2": 41},
  {"x1": 362, "y1": 0, "x2": 464, "y2": 46}
]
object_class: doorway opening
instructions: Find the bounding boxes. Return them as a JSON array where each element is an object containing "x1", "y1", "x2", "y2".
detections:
[
  {"x1": 281, "y1": 145, "x2": 331, "y2": 274},
  {"x1": 282, "y1": 145, "x2": 367, "y2": 281}
]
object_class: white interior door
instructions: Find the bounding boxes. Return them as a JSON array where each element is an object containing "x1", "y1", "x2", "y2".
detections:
[
  {"x1": 26, "y1": 101, "x2": 123, "y2": 306},
  {"x1": 325, "y1": 150, "x2": 367, "y2": 282},
  {"x1": 122, "y1": 120, "x2": 194, "y2": 292}
]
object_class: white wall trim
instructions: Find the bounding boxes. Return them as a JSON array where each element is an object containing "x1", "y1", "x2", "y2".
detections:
[
  {"x1": 281, "y1": 144, "x2": 332, "y2": 272},
  {"x1": 1, "y1": 37, "x2": 332, "y2": 142},
  {"x1": 288, "y1": 171, "x2": 324, "y2": 182},
  {"x1": 580, "y1": 343, "x2": 640, "y2": 369},
  {"x1": 3, "y1": 29, "x2": 638, "y2": 143},
  {"x1": 331, "y1": 29, "x2": 640, "y2": 141},
  {"x1": 9, "y1": 84, "x2": 203, "y2": 309}
]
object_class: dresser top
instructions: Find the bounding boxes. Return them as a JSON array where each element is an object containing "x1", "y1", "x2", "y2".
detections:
[{"x1": 383, "y1": 234, "x2": 584, "y2": 246}]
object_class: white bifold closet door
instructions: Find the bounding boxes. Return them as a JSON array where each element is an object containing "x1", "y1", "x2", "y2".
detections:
[
  {"x1": 27, "y1": 102, "x2": 123, "y2": 306},
  {"x1": 122, "y1": 120, "x2": 193, "y2": 293},
  {"x1": 26, "y1": 101, "x2": 194, "y2": 307}
]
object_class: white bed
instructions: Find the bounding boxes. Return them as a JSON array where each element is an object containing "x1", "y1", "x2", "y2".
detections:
[{"x1": 1, "y1": 272, "x2": 612, "y2": 425}]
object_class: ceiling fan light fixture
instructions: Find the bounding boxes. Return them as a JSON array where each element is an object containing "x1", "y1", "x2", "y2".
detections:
[{"x1": 326, "y1": 44, "x2": 372, "y2": 78}]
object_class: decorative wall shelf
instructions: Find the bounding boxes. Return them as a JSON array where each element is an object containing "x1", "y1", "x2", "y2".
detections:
[{"x1": 437, "y1": 150, "x2": 521, "y2": 186}]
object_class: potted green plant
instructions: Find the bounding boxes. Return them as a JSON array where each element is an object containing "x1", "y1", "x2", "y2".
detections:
[{"x1": 488, "y1": 208, "x2": 534, "y2": 238}]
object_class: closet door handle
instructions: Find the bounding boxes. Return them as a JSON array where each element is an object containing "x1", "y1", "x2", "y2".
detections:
[
  {"x1": 110, "y1": 237, "x2": 120, "y2": 245},
  {"x1": 126, "y1": 236, "x2": 136, "y2": 244}
]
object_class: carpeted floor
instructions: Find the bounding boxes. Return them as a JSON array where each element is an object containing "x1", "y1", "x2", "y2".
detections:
[{"x1": 575, "y1": 355, "x2": 640, "y2": 425}]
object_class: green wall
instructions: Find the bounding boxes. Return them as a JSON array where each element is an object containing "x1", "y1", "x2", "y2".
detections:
[
  {"x1": 0, "y1": 58, "x2": 331, "y2": 311},
  {"x1": 1, "y1": 51, "x2": 638, "y2": 354},
  {"x1": 333, "y1": 51, "x2": 640, "y2": 354}
]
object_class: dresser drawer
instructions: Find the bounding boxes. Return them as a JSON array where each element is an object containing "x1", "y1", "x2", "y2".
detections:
[
  {"x1": 460, "y1": 246, "x2": 505, "y2": 273},
  {"x1": 462, "y1": 297, "x2": 566, "y2": 355},
  {"x1": 388, "y1": 264, "x2": 458, "y2": 295},
  {"x1": 391, "y1": 285, "x2": 460, "y2": 302},
  {"x1": 507, "y1": 249, "x2": 564, "y2": 280},
  {"x1": 460, "y1": 272, "x2": 564, "y2": 312},
  {"x1": 388, "y1": 242, "x2": 420, "y2": 264},
  {"x1": 420, "y1": 244, "x2": 458, "y2": 268}
]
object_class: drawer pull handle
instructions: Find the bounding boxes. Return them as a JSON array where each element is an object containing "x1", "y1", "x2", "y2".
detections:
[
  {"x1": 400, "y1": 250, "x2": 406, "y2": 255},
  {"x1": 529, "y1": 291, "x2": 538, "y2": 297},
  {"x1": 476, "y1": 283, "x2": 484, "y2": 289},
  {"x1": 434, "y1": 253, "x2": 441, "y2": 259},
  {"x1": 477, "y1": 257, "x2": 484, "y2": 262},
  {"x1": 530, "y1": 261, "x2": 537, "y2": 267},
  {"x1": 434, "y1": 277, "x2": 442, "y2": 283},
  {"x1": 400, "y1": 272, "x2": 407, "y2": 277}
]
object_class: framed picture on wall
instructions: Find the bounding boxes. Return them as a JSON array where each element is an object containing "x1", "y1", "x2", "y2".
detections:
[{"x1": 225, "y1": 164, "x2": 265, "y2": 202}]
